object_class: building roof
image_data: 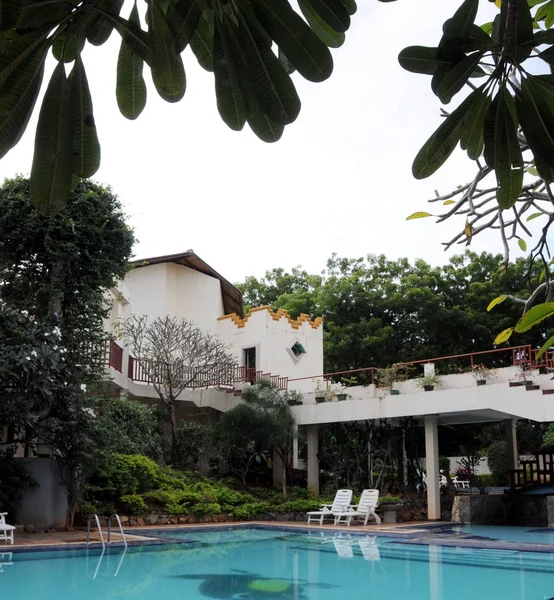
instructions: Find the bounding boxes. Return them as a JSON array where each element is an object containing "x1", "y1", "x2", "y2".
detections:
[{"x1": 129, "y1": 250, "x2": 243, "y2": 316}]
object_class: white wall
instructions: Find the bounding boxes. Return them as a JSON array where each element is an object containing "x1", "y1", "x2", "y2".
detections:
[
  {"x1": 107, "y1": 263, "x2": 226, "y2": 333},
  {"x1": 217, "y1": 307, "x2": 324, "y2": 388},
  {"x1": 122, "y1": 263, "x2": 168, "y2": 321},
  {"x1": 17, "y1": 458, "x2": 67, "y2": 528},
  {"x1": 167, "y1": 264, "x2": 225, "y2": 333}
]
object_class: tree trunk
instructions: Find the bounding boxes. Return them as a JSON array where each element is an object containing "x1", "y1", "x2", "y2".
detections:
[
  {"x1": 66, "y1": 498, "x2": 76, "y2": 531},
  {"x1": 168, "y1": 400, "x2": 179, "y2": 465}
]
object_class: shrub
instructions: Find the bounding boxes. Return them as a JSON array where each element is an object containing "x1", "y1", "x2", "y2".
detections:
[
  {"x1": 212, "y1": 487, "x2": 253, "y2": 511},
  {"x1": 191, "y1": 502, "x2": 222, "y2": 516},
  {"x1": 487, "y1": 441, "x2": 508, "y2": 485},
  {"x1": 97, "y1": 454, "x2": 187, "y2": 497},
  {"x1": 379, "y1": 495, "x2": 402, "y2": 506},
  {"x1": 476, "y1": 474, "x2": 495, "y2": 489},
  {"x1": 248, "y1": 488, "x2": 283, "y2": 504},
  {"x1": 120, "y1": 494, "x2": 148, "y2": 515},
  {"x1": 142, "y1": 489, "x2": 205, "y2": 514},
  {"x1": 287, "y1": 486, "x2": 316, "y2": 500},
  {"x1": 232, "y1": 502, "x2": 270, "y2": 519},
  {"x1": 273, "y1": 499, "x2": 321, "y2": 513}
]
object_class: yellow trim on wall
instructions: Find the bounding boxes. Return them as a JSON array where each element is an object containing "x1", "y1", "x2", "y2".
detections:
[{"x1": 217, "y1": 305, "x2": 323, "y2": 330}]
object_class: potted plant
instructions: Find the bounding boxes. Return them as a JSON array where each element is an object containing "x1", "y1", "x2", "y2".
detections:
[
  {"x1": 417, "y1": 372, "x2": 441, "y2": 392},
  {"x1": 376, "y1": 365, "x2": 406, "y2": 395},
  {"x1": 336, "y1": 376, "x2": 358, "y2": 401},
  {"x1": 472, "y1": 364, "x2": 495, "y2": 386},
  {"x1": 285, "y1": 390, "x2": 303, "y2": 406},
  {"x1": 313, "y1": 380, "x2": 335, "y2": 403},
  {"x1": 378, "y1": 495, "x2": 402, "y2": 524},
  {"x1": 510, "y1": 364, "x2": 535, "y2": 388},
  {"x1": 314, "y1": 380, "x2": 326, "y2": 403}
]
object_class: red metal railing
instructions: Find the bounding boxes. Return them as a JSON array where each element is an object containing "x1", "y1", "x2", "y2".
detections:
[
  {"x1": 107, "y1": 340, "x2": 123, "y2": 373},
  {"x1": 288, "y1": 344, "x2": 548, "y2": 387},
  {"x1": 126, "y1": 361, "x2": 288, "y2": 392}
]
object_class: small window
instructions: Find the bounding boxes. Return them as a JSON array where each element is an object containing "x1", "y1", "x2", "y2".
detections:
[
  {"x1": 287, "y1": 341, "x2": 307, "y2": 363},
  {"x1": 291, "y1": 342, "x2": 306, "y2": 357}
]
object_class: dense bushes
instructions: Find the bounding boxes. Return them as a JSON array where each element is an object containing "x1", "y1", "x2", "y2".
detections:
[{"x1": 85, "y1": 454, "x2": 320, "y2": 520}]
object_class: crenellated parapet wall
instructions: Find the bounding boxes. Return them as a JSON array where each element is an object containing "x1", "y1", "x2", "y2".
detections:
[
  {"x1": 217, "y1": 305, "x2": 323, "y2": 331},
  {"x1": 217, "y1": 306, "x2": 324, "y2": 390}
]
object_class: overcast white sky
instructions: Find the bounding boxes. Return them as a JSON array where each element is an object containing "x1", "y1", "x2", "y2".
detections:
[{"x1": 1, "y1": 1, "x2": 517, "y2": 283}]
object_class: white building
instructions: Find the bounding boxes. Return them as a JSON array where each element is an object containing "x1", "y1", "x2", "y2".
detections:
[{"x1": 104, "y1": 250, "x2": 324, "y2": 416}]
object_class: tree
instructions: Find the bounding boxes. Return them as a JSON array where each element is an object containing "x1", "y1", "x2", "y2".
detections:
[
  {"x1": 0, "y1": 302, "x2": 67, "y2": 447},
  {"x1": 0, "y1": 176, "x2": 135, "y2": 386},
  {"x1": 402, "y1": 0, "x2": 554, "y2": 254},
  {"x1": 0, "y1": 176, "x2": 134, "y2": 529},
  {"x1": 214, "y1": 381, "x2": 297, "y2": 492},
  {"x1": 0, "y1": 0, "x2": 352, "y2": 213},
  {"x1": 95, "y1": 396, "x2": 162, "y2": 459},
  {"x1": 242, "y1": 381, "x2": 297, "y2": 496},
  {"x1": 168, "y1": 420, "x2": 213, "y2": 471},
  {"x1": 237, "y1": 251, "x2": 545, "y2": 374},
  {"x1": 39, "y1": 391, "x2": 99, "y2": 530},
  {"x1": 214, "y1": 403, "x2": 273, "y2": 488},
  {"x1": 121, "y1": 314, "x2": 237, "y2": 465},
  {"x1": 3, "y1": 0, "x2": 553, "y2": 233}
]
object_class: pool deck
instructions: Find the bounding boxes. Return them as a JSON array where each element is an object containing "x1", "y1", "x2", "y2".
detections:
[
  {"x1": 0, "y1": 521, "x2": 429, "y2": 550},
  {"x1": 4, "y1": 520, "x2": 554, "y2": 555}
]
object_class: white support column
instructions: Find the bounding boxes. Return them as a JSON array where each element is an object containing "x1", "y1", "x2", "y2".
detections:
[
  {"x1": 307, "y1": 425, "x2": 319, "y2": 495},
  {"x1": 505, "y1": 417, "x2": 519, "y2": 472},
  {"x1": 424, "y1": 415, "x2": 441, "y2": 521}
]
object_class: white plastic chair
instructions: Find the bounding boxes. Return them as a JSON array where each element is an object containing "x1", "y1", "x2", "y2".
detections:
[
  {"x1": 452, "y1": 477, "x2": 470, "y2": 491},
  {"x1": 307, "y1": 489, "x2": 353, "y2": 525},
  {"x1": 417, "y1": 471, "x2": 448, "y2": 492},
  {"x1": 336, "y1": 489, "x2": 382, "y2": 526},
  {"x1": 0, "y1": 514, "x2": 15, "y2": 545}
]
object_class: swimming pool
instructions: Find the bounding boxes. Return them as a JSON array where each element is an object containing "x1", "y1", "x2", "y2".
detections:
[
  {"x1": 2, "y1": 528, "x2": 554, "y2": 599},
  {"x1": 438, "y1": 524, "x2": 554, "y2": 544}
]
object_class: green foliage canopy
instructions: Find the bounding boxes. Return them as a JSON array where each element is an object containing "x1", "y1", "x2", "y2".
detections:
[{"x1": 237, "y1": 251, "x2": 546, "y2": 374}]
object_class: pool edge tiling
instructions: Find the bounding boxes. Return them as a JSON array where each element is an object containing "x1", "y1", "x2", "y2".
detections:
[{"x1": 6, "y1": 521, "x2": 554, "y2": 555}]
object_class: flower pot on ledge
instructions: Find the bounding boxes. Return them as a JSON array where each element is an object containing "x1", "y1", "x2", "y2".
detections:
[
  {"x1": 390, "y1": 389, "x2": 400, "y2": 396},
  {"x1": 423, "y1": 385, "x2": 434, "y2": 392},
  {"x1": 476, "y1": 379, "x2": 487, "y2": 386},
  {"x1": 336, "y1": 393, "x2": 348, "y2": 401},
  {"x1": 315, "y1": 396, "x2": 326, "y2": 404},
  {"x1": 380, "y1": 504, "x2": 402, "y2": 524}
]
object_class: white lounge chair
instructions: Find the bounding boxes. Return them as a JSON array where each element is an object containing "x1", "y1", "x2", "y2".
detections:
[
  {"x1": 417, "y1": 471, "x2": 448, "y2": 492},
  {"x1": 0, "y1": 514, "x2": 15, "y2": 545},
  {"x1": 452, "y1": 477, "x2": 470, "y2": 491},
  {"x1": 336, "y1": 489, "x2": 382, "y2": 526},
  {"x1": 307, "y1": 489, "x2": 353, "y2": 525}
]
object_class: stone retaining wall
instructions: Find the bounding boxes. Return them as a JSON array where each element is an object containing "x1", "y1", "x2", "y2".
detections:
[{"x1": 451, "y1": 494, "x2": 554, "y2": 526}]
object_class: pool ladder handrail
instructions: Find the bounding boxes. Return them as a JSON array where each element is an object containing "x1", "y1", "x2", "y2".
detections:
[{"x1": 86, "y1": 514, "x2": 127, "y2": 549}]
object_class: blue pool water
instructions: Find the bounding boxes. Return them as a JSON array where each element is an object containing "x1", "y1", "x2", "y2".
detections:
[
  {"x1": 448, "y1": 524, "x2": 554, "y2": 544},
  {"x1": 3, "y1": 528, "x2": 554, "y2": 599}
]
